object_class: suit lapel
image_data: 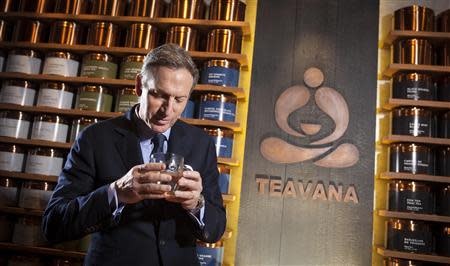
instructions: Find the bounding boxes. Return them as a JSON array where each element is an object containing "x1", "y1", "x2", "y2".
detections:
[
  {"x1": 167, "y1": 121, "x2": 190, "y2": 159},
  {"x1": 114, "y1": 109, "x2": 143, "y2": 171}
]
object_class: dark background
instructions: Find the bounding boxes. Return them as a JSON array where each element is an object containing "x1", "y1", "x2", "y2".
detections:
[{"x1": 236, "y1": 0, "x2": 379, "y2": 265}]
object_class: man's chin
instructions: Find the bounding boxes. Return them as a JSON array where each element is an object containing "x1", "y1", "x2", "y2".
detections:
[{"x1": 150, "y1": 121, "x2": 172, "y2": 133}]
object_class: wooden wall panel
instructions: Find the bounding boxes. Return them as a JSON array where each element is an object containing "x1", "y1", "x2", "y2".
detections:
[{"x1": 236, "y1": 0, "x2": 379, "y2": 265}]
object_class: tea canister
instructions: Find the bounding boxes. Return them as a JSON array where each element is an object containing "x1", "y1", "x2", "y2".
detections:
[
  {"x1": 115, "y1": 87, "x2": 139, "y2": 112},
  {"x1": 437, "y1": 76, "x2": 450, "y2": 101},
  {"x1": 218, "y1": 164, "x2": 231, "y2": 194},
  {"x1": 196, "y1": 241, "x2": 224, "y2": 266},
  {"x1": 198, "y1": 93, "x2": 237, "y2": 122},
  {"x1": 391, "y1": 107, "x2": 434, "y2": 137},
  {"x1": 209, "y1": 0, "x2": 246, "y2": 21},
  {"x1": 0, "y1": 144, "x2": 25, "y2": 172},
  {"x1": 437, "y1": 9, "x2": 450, "y2": 32},
  {"x1": 166, "y1": 26, "x2": 198, "y2": 51},
  {"x1": 90, "y1": 0, "x2": 126, "y2": 16},
  {"x1": 0, "y1": 178, "x2": 19, "y2": 207},
  {"x1": 438, "y1": 42, "x2": 450, "y2": 66},
  {"x1": 181, "y1": 99, "x2": 196, "y2": 118},
  {"x1": 387, "y1": 180, "x2": 434, "y2": 214},
  {"x1": 36, "y1": 82, "x2": 74, "y2": 109},
  {"x1": 25, "y1": 147, "x2": 64, "y2": 176},
  {"x1": 207, "y1": 28, "x2": 242, "y2": 54},
  {"x1": 169, "y1": 0, "x2": 205, "y2": 19},
  {"x1": 5, "y1": 50, "x2": 42, "y2": 74},
  {"x1": 383, "y1": 258, "x2": 424, "y2": 266},
  {"x1": 12, "y1": 216, "x2": 47, "y2": 246},
  {"x1": 0, "y1": 214, "x2": 14, "y2": 242},
  {"x1": 125, "y1": 23, "x2": 158, "y2": 49},
  {"x1": 392, "y1": 39, "x2": 433, "y2": 65},
  {"x1": 53, "y1": 0, "x2": 89, "y2": 14},
  {"x1": 119, "y1": 55, "x2": 145, "y2": 80},
  {"x1": 75, "y1": 85, "x2": 113, "y2": 112},
  {"x1": 0, "y1": 110, "x2": 31, "y2": 139},
  {"x1": 386, "y1": 219, "x2": 433, "y2": 254},
  {"x1": 70, "y1": 117, "x2": 99, "y2": 142},
  {"x1": 436, "y1": 185, "x2": 450, "y2": 216},
  {"x1": 18, "y1": 180, "x2": 54, "y2": 210},
  {"x1": 203, "y1": 127, "x2": 234, "y2": 158},
  {"x1": 394, "y1": 5, "x2": 434, "y2": 31},
  {"x1": 18, "y1": 0, "x2": 52, "y2": 13},
  {"x1": 392, "y1": 72, "x2": 434, "y2": 101},
  {"x1": 389, "y1": 143, "x2": 434, "y2": 175},
  {"x1": 437, "y1": 225, "x2": 450, "y2": 256},
  {"x1": 437, "y1": 146, "x2": 450, "y2": 176},
  {"x1": 31, "y1": 114, "x2": 70, "y2": 142},
  {"x1": 127, "y1": 0, "x2": 162, "y2": 17},
  {"x1": 42, "y1": 52, "x2": 80, "y2": 77},
  {"x1": 201, "y1": 59, "x2": 240, "y2": 87},
  {"x1": 86, "y1": 22, "x2": 120, "y2": 47},
  {"x1": 0, "y1": 79, "x2": 36, "y2": 106},
  {"x1": 48, "y1": 21, "x2": 82, "y2": 45},
  {"x1": 0, "y1": 0, "x2": 15, "y2": 12},
  {"x1": 12, "y1": 20, "x2": 47, "y2": 43},
  {"x1": 8, "y1": 255, "x2": 44, "y2": 266},
  {"x1": 80, "y1": 53, "x2": 118, "y2": 79},
  {"x1": 438, "y1": 110, "x2": 450, "y2": 138}
]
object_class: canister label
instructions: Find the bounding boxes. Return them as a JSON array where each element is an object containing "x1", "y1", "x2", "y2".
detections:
[
  {"x1": 116, "y1": 94, "x2": 139, "y2": 112},
  {"x1": 0, "y1": 85, "x2": 35, "y2": 106},
  {"x1": 392, "y1": 117, "x2": 432, "y2": 137},
  {"x1": 388, "y1": 190, "x2": 433, "y2": 213},
  {"x1": 219, "y1": 172, "x2": 230, "y2": 193},
  {"x1": 0, "y1": 118, "x2": 30, "y2": 138},
  {"x1": 201, "y1": 66, "x2": 239, "y2": 87},
  {"x1": 80, "y1": 60, "x2": 118, "y2": 79},
  {"x1": 390, "y1": 151, "x2": 433, "y2": 174},
  {"x1": 199, "y1": 101, "x2": 236, "y2": 122},
  {"x1": 6, "y1": 55, "x2": 42, "y2": 74},
  {"x1": 31, "y1": 121, "x2": 69, "y2": 142},
  {"x1": 0, "y1": 186, "x2": 18, "y2": 206},
  {"x1": 0, "y1": 151, "x2": 24, "y2": 172},
  {"x1": 181, "y1": 100, "x2": 195, "y2": 118},
  {"x1": 76, "y1": 91, "x2": 113, "y2": 112},
  {"x1": 119, "y1": 61, "x2": 143, "y2": 80},
  {"x1": 43, "y1": 57, "x2": 79, "y2": 77},
  {"x1": 387, "y1": 228, "x2": 433, "y2": 253},
  {"x1": 393, "y1": 79, "x2": 435, "y2": 100},
  {"x1": 37, "y1": 88, "x2": 74, "y2": 109},
  {"x1": 437, "y1": 193, "x2": 450, "y2": 216},
  {"x1": 212, "y1": 136, "x2": 233, "y2": 158},
  {"x1": 18, "y1": 188, "x2": 53, "y2": 210},
  {"x1": 196, "y1": 246, "x2": 224, "y2": 266},
  {"x1": 25, "y1": 154, "x2": 63, "y2": 176}
]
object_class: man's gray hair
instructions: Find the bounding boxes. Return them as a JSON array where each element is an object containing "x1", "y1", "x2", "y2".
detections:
[{"x1": 140, "y1": 43, "x2": 199, "y2": 90}]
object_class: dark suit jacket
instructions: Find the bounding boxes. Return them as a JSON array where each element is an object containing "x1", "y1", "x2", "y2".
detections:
[{"x1": 42, "y1": 106, "x2": 226, "y2": 266}]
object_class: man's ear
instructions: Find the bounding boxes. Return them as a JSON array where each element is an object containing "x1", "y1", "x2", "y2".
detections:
[{"x1": 135, "y1": 74, "x2": 142, "y2": 96}]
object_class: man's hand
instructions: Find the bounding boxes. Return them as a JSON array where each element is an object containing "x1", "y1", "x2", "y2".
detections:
[
  {"x1": 165, "y1": 170, "x2": 203, "y2": 210},
  {"x1": 113, "y1": 163, "x2": 173, "y2": 204}
]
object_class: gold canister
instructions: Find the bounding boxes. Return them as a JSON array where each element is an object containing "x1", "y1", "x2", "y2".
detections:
[
  {"x1": 18, "y1": 0, "x2": 53, "y2": 13},
  {"x1": 166, "y1": 26, "x2": 198, "y2": 51},
  {"x1": 127, "y1": 0, "x2": 162, "y2": 18},
  {"x1": 53, "y1": 0, "x2": 88, "y2": 14},
  {"x1": 90, "y1": 0, "x2": 126, "y2": 16},
  {"x1": 392, "y1": 39, "x2": 433, "y2": 65},
  {"x1": 125, "y1": 23, "x2": 158, "y2": 49},
  {"x1": 438, "y1": 42, "x2": 450, "y2": 66},
  {"x1": 437, "y1": 9, "x2": 450, "y2": 32},
  {"x1": 48, "y1": 21, "x2": 82, "y2": 45},
  {"x1": 0, "y1": 20, "x2": 8, "y2": 42},
  {"x1": 86, "y1": 22, "x2": 120, "y2": 47},
  {"x1": 384, "y1": 258, "x2": 423, "y2": 266},
  {"x1": 12, "y1": 20, "x2": 47, "y2": 43},
  {"x1": 209, "y1": 0, "x2": 246, "y2": 21},
  {"x1": 394, "y1": 5, "x2": 434, "y2": 31},
  {"x1": 169, "y1": 0, "x2": 205, "y2": 19},
  {"x1": 207, "y1": 28, "x2": 242, "y2": 53},
  {"x1": 0, "y1": 0, "x2": 15, "y2": 12}
]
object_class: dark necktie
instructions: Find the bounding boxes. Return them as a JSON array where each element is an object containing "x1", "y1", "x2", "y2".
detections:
[{"x1": 151, "y1": 133, "x2": 166, "y2": 154}]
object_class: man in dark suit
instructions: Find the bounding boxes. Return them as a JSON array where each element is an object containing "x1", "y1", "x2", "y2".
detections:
[{"x1": 42, "y1": 44, "x2": 227, "y2": 266}]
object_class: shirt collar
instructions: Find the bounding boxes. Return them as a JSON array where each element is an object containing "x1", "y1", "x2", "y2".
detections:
[{"x1": 133, "y1": 104, "x2": 171, "y2": 142}]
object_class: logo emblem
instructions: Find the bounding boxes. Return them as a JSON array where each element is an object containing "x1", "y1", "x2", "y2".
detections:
[{"x1": 260, "y1": 67, "x2": 359, "y2": 168}]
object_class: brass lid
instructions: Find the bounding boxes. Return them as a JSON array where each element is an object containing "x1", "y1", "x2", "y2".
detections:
[
  {"x1": 86, "y1": 22, "x2": 119, "y2": 47},
  {"x1": 396, "y1": 38, "x2": 432, "y2": 48},
  {"x1": 127, "y1": 0, "x2": 162, "y2": 17},
  {"x1": 392, "y1": 107, "x2": 432, "y2": 117},
  {"x1": 196, "y1": 240, "x2": 223, "y2": 247},
  {"x1": 0, "y1": 177, "x2": 18, "y2": 188},
  {"x1": 204, "y1": 59, "x2": 240, "y2": 69},
  {"x1": 72, "y1": 117, "x2": 99, "y2": 126},
  {"x1": 9, "y1": 49, "x2": 41, "y2": 58},
  {"x1": 0, "y1": 110, "x2": 31, "y2": 121},
  {"x1": 203, "y1": 127, "x2": 234, "y2": 138},
  {"x1": 3, "y1": 79, "x2": 37, "y2": 89},
  {"x1": 46, "y1": 51, "x2": 79, "y2": 61},
  {"x1": 384, "y1": 257, "x2": 422, "y2": 266},
  {"x1": 22, "y1": 180, "x2": 54, "y2": 191},
  {"x1": 48, "y1": 21, "x2": 81, "y2": 45},
  {"x1": 0, "y1": 143, "x2": 25, "y2": 154},
  {"x1": 78, "y1": 85, "x2": 112, "y2": 95},
  {"x1": 443, "y1": 226, "x2": 450, "y2": 235},
  {"x1": 118, "y1": 87, "x2": 137, "y2": 96},
  {"x1": 217, "y1": 164, "x2": 230, "y2": 174},
  {"x1": 390, "y1": 142, "x2": 431, "y2": 153},
  {"x1": 122, "y1": 55, "x2": 145, "y2": 63},
  {"x1": 16, "y1": 216, "x2": 42, "y2": 226},
  {"x1": 33, "y1": 114, "x2": 69, "y2": 125},
  {"x1": 28, "y1": 147, "x2": 64, "y2": 158},
  {"x1": 394, "y1": 5, "x2": 434, "y2": 16},
  {"x1": 169, "y1": 0, "x2": 205, "y2": 19},
  {"x1": 388, "y1": 180, "x2": 431, "y2": 192},
  {"x1": 393, "y1": 72, "x2": 432, "y2": 82},
  {"x1": 387, "y1": 218, "x2": 430, "y2": 232},
  {"x1": 166, "y1": 26, "x2": 198, "y2": 51},
  {"x1": 40, "y1": 82, "x2": 74, "y2": 93},
  {"x1": 200, "y1": 92, "x2": 237, "y2": 104},
  {"x1": 125, "y1": 23, "x2": 158, "y2": 49},
  {"x1": 90, "y1": 0, "x2": 126, "y2": 16},
  {"x1": 209, "y1": 0, "x2": 246, "y2": 21},
  {"x1": 83, "y1": 53, "x2": 116, "y2": 63},
  {"x1": 53, "y1": 0, "x2": 89, "y2": 14}
]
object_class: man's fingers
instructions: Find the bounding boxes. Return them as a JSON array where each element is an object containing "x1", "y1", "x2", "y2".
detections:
[
  {"x1": 136, "y1": 171, "x2": 172, "y2": 184},
  {"x1": 136, "y1": 183, "x2": 172, "y2": 194},
  {"x1": 137, "y1": 162, "x2": 165, "y2": 173},
  {"x1": 182, "y1": 171, "x2": 201, "y2": 180}
]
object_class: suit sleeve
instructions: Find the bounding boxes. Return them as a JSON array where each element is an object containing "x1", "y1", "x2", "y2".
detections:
[
  {"x1": 42, "y1": 128, "x2": 116, "y2": 243},
  {"x1": 191, "y1": 138, "x2": 227, "y2": 243}
]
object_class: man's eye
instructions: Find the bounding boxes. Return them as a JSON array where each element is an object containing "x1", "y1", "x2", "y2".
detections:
[{"x1": 175, "y1": 97, "x2": 186, "y2": 103}]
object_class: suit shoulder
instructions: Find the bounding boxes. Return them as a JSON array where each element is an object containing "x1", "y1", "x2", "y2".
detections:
[{"x1": 175, "y1": 120, "x2": 211, "y2": 141}]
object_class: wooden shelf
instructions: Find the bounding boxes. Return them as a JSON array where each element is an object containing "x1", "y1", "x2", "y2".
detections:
[
  {"x1": 222, "y1": 230, "x2": 232, "y2": 240},
  {"x1": 181, "y1": 118, "x2": 241, "y2": 131},
  {"x1": 376, "y1": 247, "x2": 450, "y2": 264},
  {"x1": 382, "y1": 63, "x2": 450, "y2": 78},
  {"x1": 0, "y1": 73, "x2": 246, "y2": 99},
  {"x1": 222, "y1": 194, "x2": 236, "y2": 203},
  {"x1": 0, "y1": 12, "x2": 251, "y2": 36},
  {"x1": 217, "y1": 157, "x2": 239, "y2": 166},
  {"x1": 381, "y1": 135, "x2": 450, "y2": 146},
  {"x1": 0, "y1": 170, "x2": 58, "y2": 182},
  {"x1": 383, "y1": 98, "x2": 450, "y2": 110},
  {"x1": 378, "y1": 210, "x2": 450, "y2": 223},
  {"x1": 380, "y1": 172, "x2": 450, "y2": 183},
  {"x1": 383, "y1": 30, "x2": 450, "y2": 47},
  {"x1": 0, "y1": 206, "x2": 44, "y2": 216},
  {"x1": 0, "y1": 136, "x2": 71, "y2": 149},
  {"x1": 0, "y1": 242, "x2": 86, "y2": 259},
  {"x1": 0, "y1": 42, "x2": 249, "y2": 66}
]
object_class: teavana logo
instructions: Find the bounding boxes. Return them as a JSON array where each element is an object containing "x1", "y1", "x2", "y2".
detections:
[{"x1": 260, "y1": 67, "x2": 359, "y2": 168}]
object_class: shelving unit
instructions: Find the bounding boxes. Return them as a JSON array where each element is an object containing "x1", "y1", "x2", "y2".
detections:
[
  {"x1": 378, "y1": 210, "x2": 450, "y2": 223},
  {"x1": 0, "y1": 242, "x2": 86, "y2": 259},
  {"x1": 376, "y1": 247, "x2": 450, "y2": 264},
  {"x1": 379, "y1": 172, "x2": 450, "y2": 183},
  {"x1": 382, "y1": 63, "x2": 450, "y2": 78},
  {"x1": 383, "y1": 98, "x2": 450, "y2": 110},
  {"x1": 381, "y1": 134, "x2": 450, "y2": 145},
  {"x1": 383, "y1": 30, "x2": 450, "y2": 47}
]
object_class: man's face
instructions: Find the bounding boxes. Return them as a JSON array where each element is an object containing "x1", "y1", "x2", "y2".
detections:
[{"x1": 137, "y1": 66, "x2": 193, "y2": 133}]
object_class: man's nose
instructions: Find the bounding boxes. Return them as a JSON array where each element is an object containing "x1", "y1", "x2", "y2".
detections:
[{"x1": 162, "y1": 97, "x2": 174, "y2": 114}]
